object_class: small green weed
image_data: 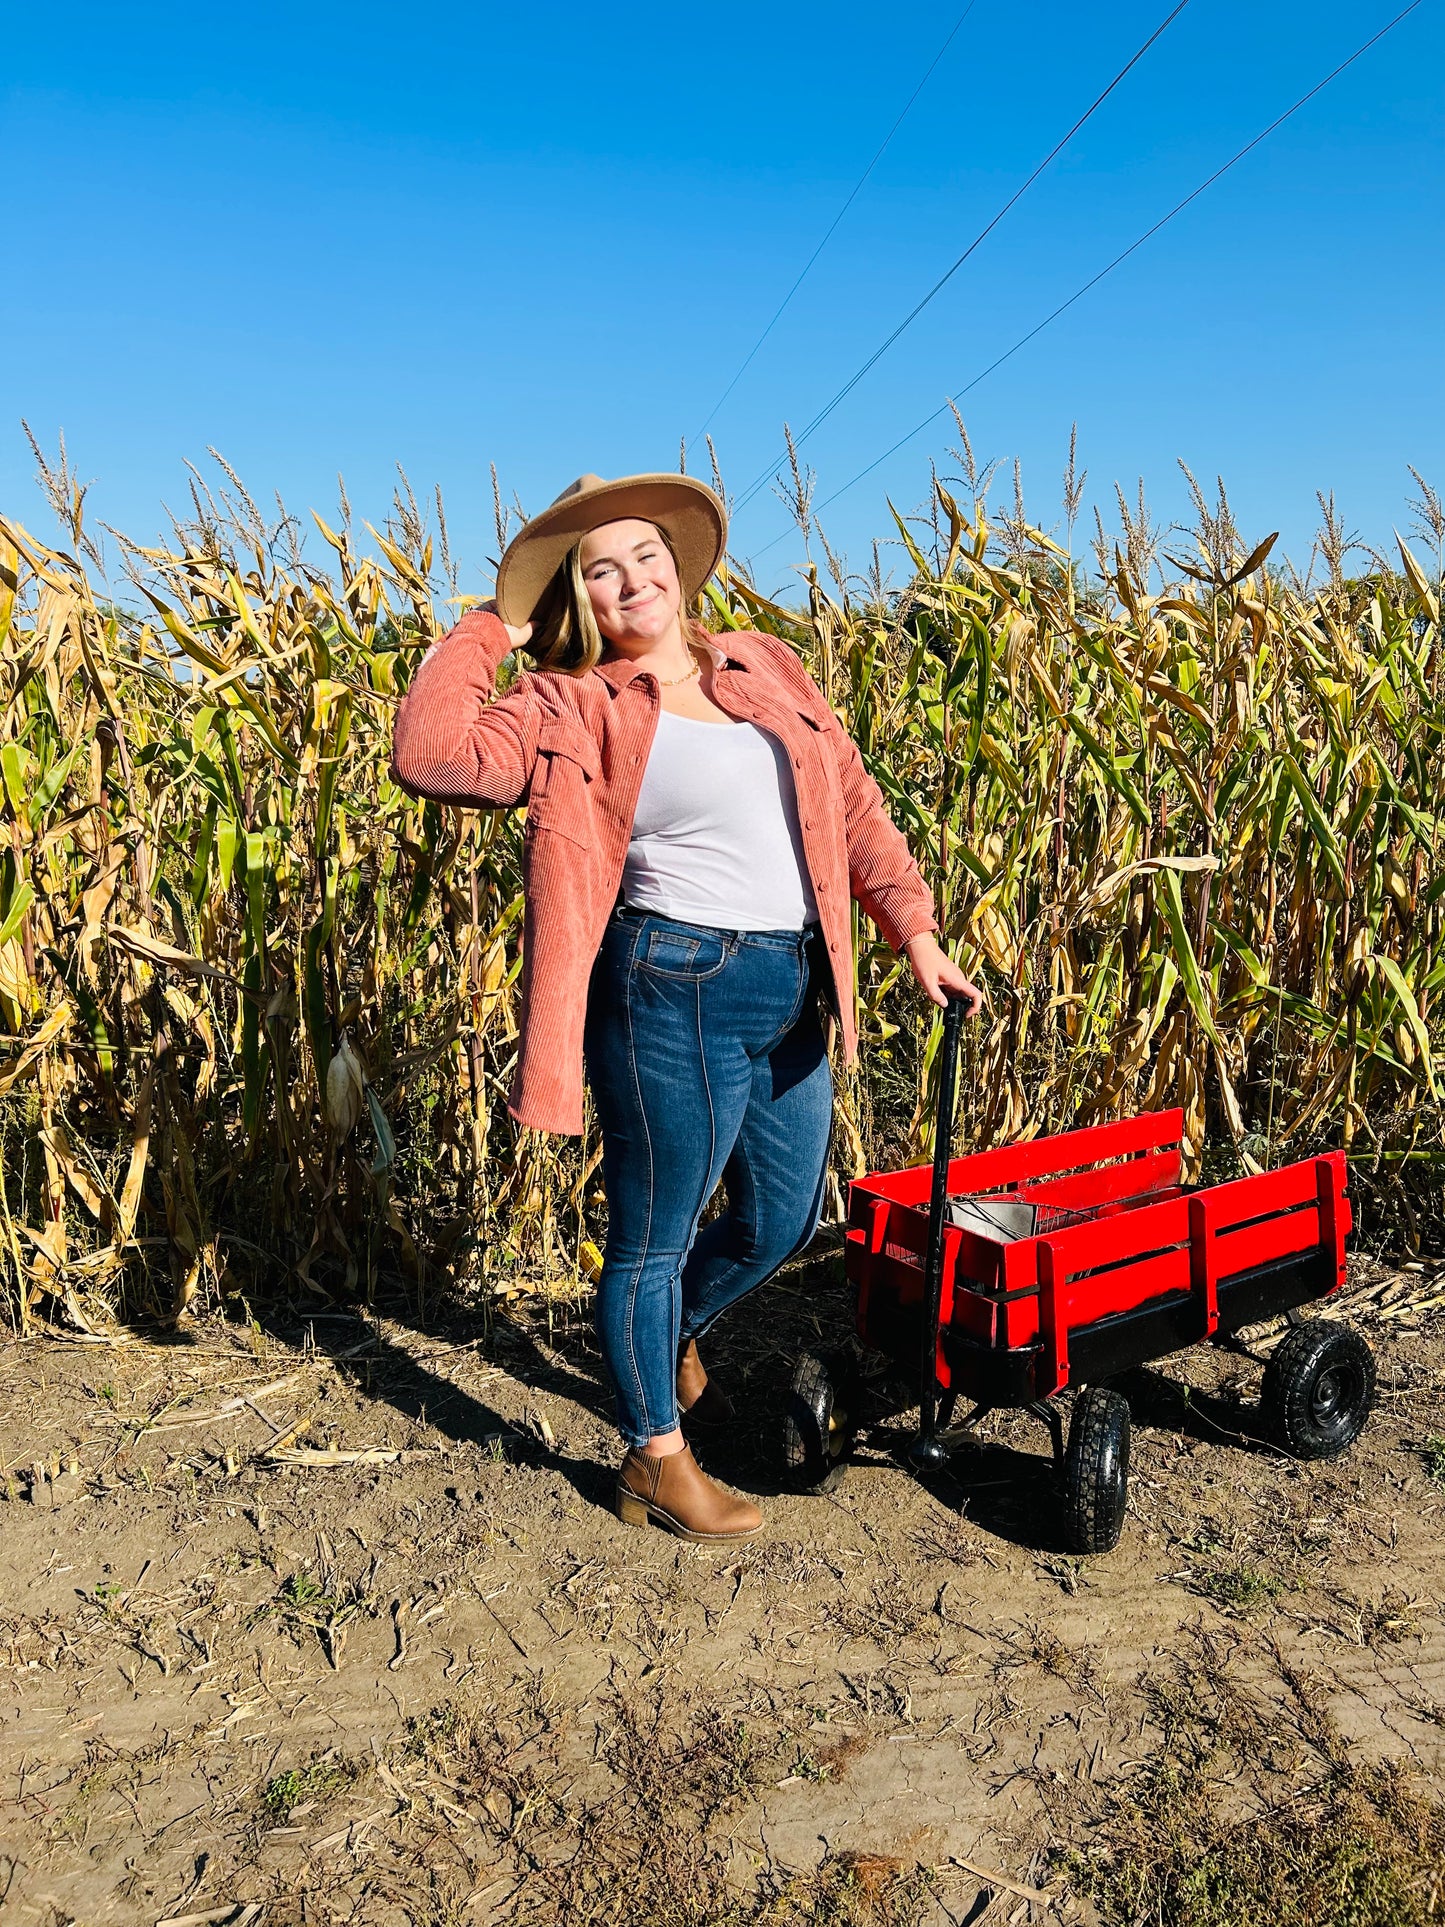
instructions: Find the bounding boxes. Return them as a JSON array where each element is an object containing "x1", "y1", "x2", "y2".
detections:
[
  {"x1": 403, "y1": 1702, "x2": 460, "y2": 1763},
  {"x1": 50, "y1": 1764, "x2": 113, "y2": 1843},
  {"x1": 1192, "y1": 1564, "x2": 1285, "y2": 1613},
  {"x1": 250, "y1": 1564, "x2": 379, "y2": 1668},
  {"x1": 1420, "y1": 1435, "x2": 1445, "y2": 1484},
  {"x1": 263, "y1": 1753, "x2": 358, "y2": 1817},
  {"x1": 249, "y1": 1570, "x2": 334, "y2": 1638}
]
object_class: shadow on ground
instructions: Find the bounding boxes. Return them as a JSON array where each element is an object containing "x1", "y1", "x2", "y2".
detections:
[
  {"x1": 1113, "y1": 1360, "x2": 1279, "y2": 1457},
  {"x1": 112, "y1": 1229, "x2": 1286, "y2": 1553}
]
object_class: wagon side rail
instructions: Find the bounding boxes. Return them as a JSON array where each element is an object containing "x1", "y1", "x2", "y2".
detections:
[
  {"x1": 949, "y1": 1106, "x2": 1186, "y2": 1202},
  {"x1": 1188, "y1": 1152, "x2": 1349, "y2": 1333},
  {"x1": 847, "y1": 1107, "x2": 1187, "y2": 1220},
  {"x1": 1035, "y1": 1152, "x2": 1350, "y2": 1397}
]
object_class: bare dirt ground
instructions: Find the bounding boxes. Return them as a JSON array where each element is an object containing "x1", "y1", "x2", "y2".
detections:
[{"x1": 2, "y1": 1241, "x2": 1443, "y2": 1927}]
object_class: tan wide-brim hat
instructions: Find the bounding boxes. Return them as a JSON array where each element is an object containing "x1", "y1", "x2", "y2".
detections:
[{"x1": 494, "y1": 471, "x2": 727, "y2": 628}]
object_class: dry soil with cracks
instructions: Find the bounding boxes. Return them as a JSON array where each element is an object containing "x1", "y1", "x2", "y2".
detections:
[{"x1": 1, "y1": 1244, "x2": 1442, "y2": 1926}]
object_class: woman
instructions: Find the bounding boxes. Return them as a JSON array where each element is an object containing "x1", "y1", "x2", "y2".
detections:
[{"x1": 392, "y1": 470, "x2": 979, "y2": 1542}]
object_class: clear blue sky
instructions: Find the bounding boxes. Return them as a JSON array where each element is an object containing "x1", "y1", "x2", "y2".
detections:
[{"x1": 4, "y1": 0, "x2": 1441, "y2": 599}]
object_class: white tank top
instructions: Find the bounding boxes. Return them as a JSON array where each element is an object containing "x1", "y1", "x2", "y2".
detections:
[{"x1": 621, "y1": 710, "x2": 820, "y2": 932}]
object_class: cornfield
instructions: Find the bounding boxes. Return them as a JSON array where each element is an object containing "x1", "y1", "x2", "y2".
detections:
[{"x1": 2, "y1": 443, "x2": 1443, "y2": 1333}]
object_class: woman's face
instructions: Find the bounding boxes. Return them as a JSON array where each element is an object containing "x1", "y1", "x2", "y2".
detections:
[{"x1": 578, "y1": 518, "x2": 681, "y2": 651}]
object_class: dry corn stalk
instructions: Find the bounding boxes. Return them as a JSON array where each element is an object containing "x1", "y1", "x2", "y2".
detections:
[{"x1": 2, "y1": 455, "x2": 1443, "y2": 1329}]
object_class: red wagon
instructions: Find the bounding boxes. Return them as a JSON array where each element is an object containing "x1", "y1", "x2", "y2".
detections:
[{"x1": 783, "y1": 993, "x2": 1376, "y2": 1552}]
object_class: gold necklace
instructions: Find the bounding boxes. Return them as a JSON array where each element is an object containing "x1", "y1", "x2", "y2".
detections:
[{"x1": 655, "y1": 647, "x2": 701, "y2": 688}]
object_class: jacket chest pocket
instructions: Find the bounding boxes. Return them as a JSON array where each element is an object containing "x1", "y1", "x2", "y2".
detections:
[
  {"x1": 789, "y1": 702, "x2": 839, "y2": 800},
  {"x1": 527, "y1": 718, "x2": 601, "y2": 845}
]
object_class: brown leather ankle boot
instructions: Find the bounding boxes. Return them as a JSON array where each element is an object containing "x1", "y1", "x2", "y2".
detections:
[
  {"x1": 676, "y1": 1338, "x2": 736, "y2": 1428},
  {"x1": 616, "y1": 1444, "x2": 761, "y2": 1542}
]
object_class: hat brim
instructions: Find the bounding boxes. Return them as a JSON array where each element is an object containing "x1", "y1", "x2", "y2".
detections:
[{"x1": 495, "y1": 473, "x2": 727, "y2": 628}]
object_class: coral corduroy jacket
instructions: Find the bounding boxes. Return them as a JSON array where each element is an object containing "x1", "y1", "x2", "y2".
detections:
[{"x1": 390, "y1": 612, "x2": 936, "y2": 1134}]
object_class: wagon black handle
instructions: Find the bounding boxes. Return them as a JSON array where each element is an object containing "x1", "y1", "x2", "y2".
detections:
[{"x1": 916, "y1": 989, "x2": 968, "y2": 1460}]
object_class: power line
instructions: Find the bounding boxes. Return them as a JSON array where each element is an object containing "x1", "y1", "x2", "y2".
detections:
[
  {"x1": 731, "y1": 0, "x2": 1194, "y2": 513},
  {"x1": 695, "y1": 1, "x2": 982, "y2": 442},
  {"x1": 743, "y1": 0, "x2": 1426, "y2": 565}
]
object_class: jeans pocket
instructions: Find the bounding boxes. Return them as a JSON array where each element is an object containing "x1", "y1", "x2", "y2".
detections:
[{"x1": 636, "y1": 923, "x2": 734, "y2": 980}]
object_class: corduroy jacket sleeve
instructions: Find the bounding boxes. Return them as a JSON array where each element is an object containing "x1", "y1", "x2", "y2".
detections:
[
  {"x1": 750, "y1": 631, "x2": 937, "y2": 953},
  {"x1": 390, "y1": 610, "x2": 542, "y2": 807}
]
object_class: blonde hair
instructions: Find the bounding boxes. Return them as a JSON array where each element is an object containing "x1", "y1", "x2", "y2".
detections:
[{"x1": 528, "y1": 522, "x2": 706, "y2": 675}]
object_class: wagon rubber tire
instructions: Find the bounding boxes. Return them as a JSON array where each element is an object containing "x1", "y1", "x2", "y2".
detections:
[
  {"x1": 1261, "y1": 1319, "x2": 1375, "y2": 1460},
  {"x1": 1062, "y1": 1386, "x2": 1131, "y2": 1554},
  {"x1": 782, "y1": 1349, "x2": 856, "y2": 1492}
]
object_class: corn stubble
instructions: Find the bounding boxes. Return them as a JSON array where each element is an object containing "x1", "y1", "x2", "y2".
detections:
[{"x1": 1, "y1": 451, "x2": 1441, "y2": 1330}]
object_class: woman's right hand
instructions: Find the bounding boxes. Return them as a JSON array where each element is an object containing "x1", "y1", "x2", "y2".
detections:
[{"x1": 479, "y1": 598, "x2": 533, "y2": 655}]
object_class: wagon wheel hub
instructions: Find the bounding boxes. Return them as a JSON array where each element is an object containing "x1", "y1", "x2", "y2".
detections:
[{"x1": 1310, "y1": 1361, "x2": 1360, "y2": 1430}]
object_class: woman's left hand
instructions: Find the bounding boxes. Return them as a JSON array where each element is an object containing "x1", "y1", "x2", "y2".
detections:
[{"x1": 903, "y1": 933, "x2": 984, "y2": 1016}]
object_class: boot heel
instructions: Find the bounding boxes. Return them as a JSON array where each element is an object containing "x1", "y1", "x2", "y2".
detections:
[{"x1": 616, "y1": 1490, "x2": 649, "y2": 1528}]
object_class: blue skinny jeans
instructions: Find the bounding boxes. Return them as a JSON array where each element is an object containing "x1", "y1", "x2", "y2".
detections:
[{"x1": 583, "y1": 905, "x2": 834, "y2": 1447}]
